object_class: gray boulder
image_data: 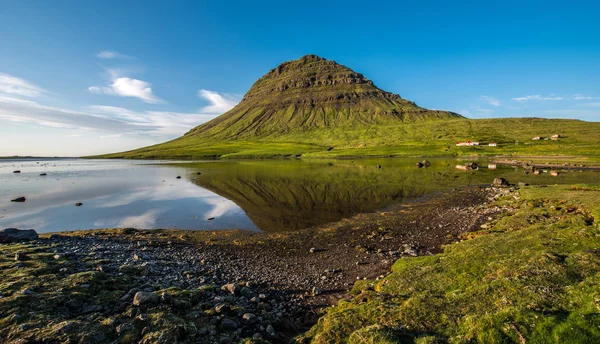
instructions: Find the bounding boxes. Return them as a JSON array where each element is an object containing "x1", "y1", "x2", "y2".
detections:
[
  {"x1": 132, "y1": 291, "x2": 159, "y2": 306},
  {"x1": 0, "y1": 228, "x2": 38, "y2": 243}
]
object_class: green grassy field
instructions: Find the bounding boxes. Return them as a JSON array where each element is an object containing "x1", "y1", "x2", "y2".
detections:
[
  {"x1": 299, "y1": 184, "x2": 600, "y2": 343},
  {"x1": 92, "y1": 118, "x2": 600, "y2": 161}
]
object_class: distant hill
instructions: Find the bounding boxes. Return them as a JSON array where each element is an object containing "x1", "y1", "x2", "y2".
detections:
[{"x1": 93, "y1": 55, "x2": 600, "y2": 160}]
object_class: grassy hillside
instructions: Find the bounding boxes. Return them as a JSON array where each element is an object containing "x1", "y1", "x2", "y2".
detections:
[
  {"x1": 299, "y1": 184, "x2": 600, "y2": 343},
  {"x1": 185, "y1": 55, "x2": 460, "y2": 139},
  {"x1": 93, "y1": 118, "x2": 600, "y2": 160}
]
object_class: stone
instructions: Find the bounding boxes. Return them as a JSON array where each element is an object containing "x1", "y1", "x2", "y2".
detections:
[
  {"x1": 13, "y1": 170, "x2": 20, "y2": 173},
  {"x1": 266, "y1": 324, "x2": 276, "y2": 336},
  {"x1": 309, "y1": 247, "x2": 316, "y2": 253},
  {"x1": 311, "y1": 287, "x2": 322, "y2": 296},
  {"x1": 0, "y1": 228, "x2": 38, "y2": 243},
  {"x1": 132, "y1": 291, "x2": 159, "y2": 306},
  {"x1": 241, "y1": 312, "x2": 257, "y2": 325},
  {"x1": 40, "y1": 173, "x2": 47, "y2": 176},
  {"x1": 176, "y1": 176, "x2": 182, "y2": 179},
  {"x1": 160, "y1": 291, "x2": 172, "y2": 304},
  {"x1": 15, "y1": 252, "x2": 29, "y2": 261},
  {"x1": 21, "y1": 287, "x2": 37, "y2": 295},
  {"x1": 492, "y1": 177, "x2": 510, "y2": 186},
  {"x1": 421, "y1": 160, "x2": 431, "y2": 167},
  {"x1": 221, "y1": 283, "x2": 240, "y2": 296},
  {"x1": 10, "y1": 197, "x2": 26, "y2": 203},
  {"x1": 518, "y1": 182, "x2": 529, "y2": 187},
  {"x1": 240, "y1": 286, "x2": 255, "y2": 298},
  {"x1": 215, "y1": 303, "x2": 230, "y2": 314},
  {"x1": 116, "y1": 323, "x2": 135, "y2": 335},
  {"x1": 75, "y1": 202, "x2": 83, "y2": 207},
  {"x1": 220, "y1": 318, "x2": 238, "y2": 331},
  {"x1": 466, "y1": 161, "x2": 479, "y2": 170}
]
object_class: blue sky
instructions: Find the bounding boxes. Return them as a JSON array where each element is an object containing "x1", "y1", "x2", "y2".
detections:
[{"x1": 0, "y1": 0, "x2": 599, "y2": 156}]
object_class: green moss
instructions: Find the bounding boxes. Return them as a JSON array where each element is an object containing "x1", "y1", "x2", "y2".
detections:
[{"x1": 302, "y1": 184, "x2": 600, "y2": 343}]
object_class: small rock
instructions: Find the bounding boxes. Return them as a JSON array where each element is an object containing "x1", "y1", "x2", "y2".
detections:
[
  {"x1": 215, "y1": 303, "x2": 230, "y2": 314},
  {"x1": 309, "y1": 247, "x2": 316, "y2": 253},
  {"x1": 15, "y1": 252, "x2": 28, "y2": 261},
  {"x1": 241, "y1": 313, "x2": 257, "y2": 325},
  {"x1": 518, "y1": 182, "x2": 529, "y2": 187},
  {"x1": 132, "y1": 291, "x2": 159, "y2": 306},
  {"x1": 40, "y1": 173, "x2": 47, "y2": 176},
  {"x1": 116, "y1": 323, "x2": 135, "y2": 335},
  {"x1": 21, "y1": 287, "x2": 37, "y2": 295},
  {"x1": 492, "y1": 177, "x2": 510, "y2": 186},
  {"x1": 10, "y1": 197, "x2": 26, "y2": 203},
  {"x1": 312, "y1": 287, "x2": 322, "y2": 296},
  {"x1": 240, "y1": 287, "x2": 255, "y2": 298},
  {"x1": 207, "y1": 217, "x2": 215, "y2": 220},
  {"x1": 13, "y1": 170, "x2": 21, "y2": 173},
  {"x1": 220, "y1": 318, "x2": 238, "y2": 331},
  {"x1": 176, "y1": 176, "x2": 182, "y2": 179},
  {"x1": 266, "y1": 324, "x2": 276, "y2": 336},
  {"x1": 160, "y1": 291, "x2": 172, "y2": 304},
  {"x1": 221, "y1": 283, "x2": 240, "y2": 296},
  {"x1": 75, "y1": 202, "x2": 83, "y2": 207}
]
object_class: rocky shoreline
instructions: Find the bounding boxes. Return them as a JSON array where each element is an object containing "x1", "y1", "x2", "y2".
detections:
[{"x1": 0, "y1": 185, "x2": 515, "y2": 343}]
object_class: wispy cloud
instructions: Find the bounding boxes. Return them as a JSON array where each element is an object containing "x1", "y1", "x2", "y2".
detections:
[
  {"x1": 571, "y1": 94, "x2": 599, "y2": 100},
  {"x1": 512, "y1": 94, "x2": 564, "y2": 102},
  {"x1": 197, "y1": 89, "x2": 239, "y2": 114},
  {"x1": 0, "y1": 72, "x2": 47, "y2": 97},
  {"x1": 96, "y1": 50, "x2": 132, "y2": 59},
  {"x1": 0, "y1": 89, "x2": 237, "y2": 137},
  {"x1": 480, "y1": 95, "x2": 500, "y2": 107},
  {"x1": 89, "y1": 74, "x2": 164, "y2": 104}
]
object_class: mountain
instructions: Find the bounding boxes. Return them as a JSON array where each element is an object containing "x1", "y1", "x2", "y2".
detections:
[
  {"x1": 185, "y1": 54, "x2": 461, "y2": 139},
  {"x1": 93, "y1": 55, "x2": 600, "y2": 159}
]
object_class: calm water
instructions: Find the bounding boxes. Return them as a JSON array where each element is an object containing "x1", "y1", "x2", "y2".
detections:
[{"x1": 1, "y1": 158, "x2": 599, "y2": 233}]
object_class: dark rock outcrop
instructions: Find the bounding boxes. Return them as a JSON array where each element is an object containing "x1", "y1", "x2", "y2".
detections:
[{"x1": 0, "y1": 228, "x2": 38, "y2": 243}]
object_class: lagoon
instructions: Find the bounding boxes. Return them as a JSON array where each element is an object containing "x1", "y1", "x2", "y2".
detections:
[{"x1": 2, "y1": 158, "x2": 599, "y2": 233}]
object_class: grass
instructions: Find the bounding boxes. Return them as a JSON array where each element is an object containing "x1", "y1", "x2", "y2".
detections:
[
  {"x1": 299, "y1": 184, "x2": 600, "y2": 343},
  {"x1": 92, "y1": 118, "x2": 600, "y2": 160}
]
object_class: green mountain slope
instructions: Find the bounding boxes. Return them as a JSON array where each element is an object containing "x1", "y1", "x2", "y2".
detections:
[
  {"x1": 185, "y1": 54, "x2": 460, "y2": 139},
  {"x1": 93, "y1": 55, "x2": 600, "y2": 159}
]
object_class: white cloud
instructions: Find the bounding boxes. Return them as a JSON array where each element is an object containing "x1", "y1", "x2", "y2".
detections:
[
  {"x1": 198, "y1": 89, "x2": 239, "y2": 114},
  {"x1": 89, "y1": 76, "x2": 164, "y2": 104},
  {"x1": 96, "y1": 50, "x2": 132, "y2": 59},
  {"x1": 0, "y1": 73, "x2": 46, "y2": 97},
  {"x1": 512, "y1": 94, "x2": 564, "y2": 102},
  {"x1": 480, "y1": 95, "x2": 500, "y2": 107},
  {"x1": 571, "y1": 94, "x2": 599, "y2": 100},
  {"x1": 0, "y1": 89, "x2": 235, "y2": 137}
]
